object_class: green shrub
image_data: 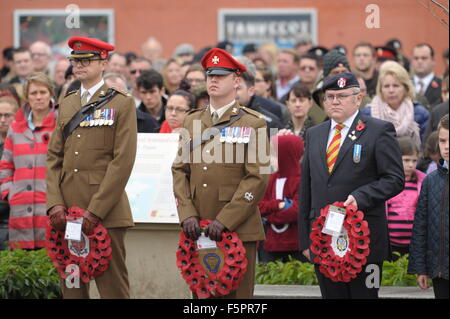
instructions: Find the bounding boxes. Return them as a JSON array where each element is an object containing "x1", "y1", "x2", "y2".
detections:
[
  {"x1": 256, "y1": 253, "x2": 418, "y2": 286},
  {"x1": 0, "y1": 248, "x2": 62, "y2": 299}
]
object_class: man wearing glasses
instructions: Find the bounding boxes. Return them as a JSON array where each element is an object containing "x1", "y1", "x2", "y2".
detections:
[
  {"x1": 46, "y1": 37, "x2": 137, "y2": 299},
  {"x1": 298, "y1": 72, "x2": 404, "y2": 299}
]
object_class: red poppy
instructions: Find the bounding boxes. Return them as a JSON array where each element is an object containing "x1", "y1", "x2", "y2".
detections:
[
  {"x1": 356, "y1": 122, "x2": 365, "y2": 131},
  {"x1": 431, "y1": 81, "x2": 439, "y2": 88}
]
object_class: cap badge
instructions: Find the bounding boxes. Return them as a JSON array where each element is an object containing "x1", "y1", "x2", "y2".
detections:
[
  {"x1": 337, "y1": 78, "x2": 346, "y2": 88},
  {"x1": 76, "y1": 42, "x2": 82, "y2": 49},
  {"x1": 212, "y1": 56, "x2": 220, "y2": 64}
]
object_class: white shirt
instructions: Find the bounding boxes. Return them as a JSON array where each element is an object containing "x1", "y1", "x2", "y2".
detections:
[
  {"x1": 210, "y1": 100, "x2": 236, "y2": 121},
  {"x1": 327, "y1": 110, "x2": 359, "y2": 150},
  {"x1": 276, "y1": 75, "x2": 300, "y2": 100},
  {"x1": 80, "y1": 79, "x2": 105, "y2": 104},
  {"x1": 413, "y1": 73, "x2": 434, "y2": 94}
]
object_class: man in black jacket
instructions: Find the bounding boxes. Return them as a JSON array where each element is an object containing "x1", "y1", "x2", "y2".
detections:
[{"x1": 299, "y1": 73, "x2": 404, "y2": 299}]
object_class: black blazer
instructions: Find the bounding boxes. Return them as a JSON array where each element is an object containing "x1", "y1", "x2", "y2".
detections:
[
  {"x1": 298, "y1": 111, "x2": 405, "y2": 263},
  {"x1": 424, "y1": 76, "x2": 442, "y2": 108}
]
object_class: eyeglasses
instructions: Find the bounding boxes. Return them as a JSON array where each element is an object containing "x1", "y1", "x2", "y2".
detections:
[
  {"x1": 323, "y1": 92, "x2": 358, "y2": 102},
  {"x1": 0, "y1": 113, "x2": 14, "y2": 120},
  {"x1": 186, "y1": 78, "x2": 205, "y2": 84},
  {"x1": 166, "y1": 106, "x2": 189, "y2": 114},
  {"x1": 69, "y1": 58, "x2": 103, "y2": 67},
  {"x1": 130, "y1": 69, "x2": 147, "y2": 75}
]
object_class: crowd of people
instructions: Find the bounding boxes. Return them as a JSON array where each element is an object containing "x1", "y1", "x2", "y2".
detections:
[{"x1": 0, "y1": 35, "x2": 448, "y2": 298}]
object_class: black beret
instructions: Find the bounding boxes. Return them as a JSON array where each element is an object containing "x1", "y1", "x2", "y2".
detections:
[{"x1": 322, "y1": 72, "x2": 360, "y2": 92}]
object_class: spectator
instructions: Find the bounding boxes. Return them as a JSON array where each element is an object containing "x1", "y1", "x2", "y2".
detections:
[
  {"x1": 0, "y1": 72, "x2": 57, "y2": 250},
  {"x1": 412, "y1": 43, "x2": 442, "y2": 108},
  {"x1": 53, "y1": 59, "x2": 70, "y2": 99},
  {"x1": 254, "y1": 66, "x2": 277, "y2": 101},
  {"x1": 190, "y1": 83, "x2": 209, "y2": 109},
  {"x1": 9, "y1": 48, "x2": 33, "y2": 85},
  {"x1": 184, "y1": 63, "x2": 206, "y2": 90},
  {"x1": 0, "y1": 96, "x2": 19, "y2": 250},
  {"x1": 298, "y1": 53, "x2": 321, "y2": 91},
  {"x1": 424, "y1": 76, "x2": 449, "y2": 141},
  {"x1": 352, "y1": 42, "x2": 378, "y2": 98},
  {"x1": 417, "y1": 131, "x2": 441, "y2": 174},
  {"x1": 162, "y1": 58, "x2": 183, "y2": 94},
  {"x1": 159, "y1": 89, "x2": 195, "y2": 133},
  {"x1": 258, "y1": 134, "x2": 305, "y2": 263},
  {"x1": 29, "y1": 41, "x2": 52, "y2": 74},
  {"x1": 281, "y1": 82, "x2": 315, "y2": 138},
  {"x1": 235, "y1": 57, "x2": 283, "y2": 136},
  {"x1": 104, "y1": 72, "x2": 159, "y2": 133},
  {"x1": 141, "y1": 37, "x2": 163, "y2": 64},
  {"x1": 128, "y1": 57, "x2": 152, "y2": 106},
  {"x1": 242, "y1": 43, "x2": 258, "y2": 61},
  {"x1": 275, "y1": 49, "x2": 300, "y2": 100},
  {"x1": 362, "y1": 61, "x2": 429, "y2": 148},
  {"x1": 409, "y1": 114, "x2": 449, "y2": 299},
  {"x1": 1, "y1": 47, "x2": 15, "y2": 84},
  {"x1": 386, "y1": 38, "x2": 410, "y2": 72},
  {"x1": 258, "y1": 42, "x2": 278, "y2": 76},
  {"x1": 443, "y1": 48, "x2": 449, "y2": 79},
  {"x1": 136, "y1": 69, "x2": 167, "y2": 126},
  {"x1": 294, "y1": 35, "x2": 313, "y2": 57},
  {"x1": 173, "y1": 43, "x2": 195, "y2": 64},
  {"x1": 353, "y1": 70, "x2": 371, "y2": 108},
  {"x1": 386, "y1": 137, "x2": 426, "y2": 259},
  {"x1": 106, "y1": 52, "x2": 127, "y2": 79},
  {"x1": 374, "y1": 46, "x2": 398, "y2": 71}
]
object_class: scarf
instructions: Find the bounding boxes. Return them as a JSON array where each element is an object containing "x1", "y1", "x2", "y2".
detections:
[{"x1": 370, "y1": 95, "x2": 421, "y2": 148}]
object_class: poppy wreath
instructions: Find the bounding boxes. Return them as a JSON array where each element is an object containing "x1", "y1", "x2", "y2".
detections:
[
  {"x1": 46, "y1": 206, "x2": 112, "y2": 283},
  {"x1": 176, "y1": 219, "x2": 248, "y2": 298},
  {"x1": 310, "y1": 201, "x2": 371, "y2": 283}
]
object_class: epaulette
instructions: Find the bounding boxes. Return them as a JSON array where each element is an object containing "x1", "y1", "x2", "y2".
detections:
[
  {"x1": 187, "y1": 106, "x2": 207, "y2": 115},
  {"x1": 241, "y1": 106, "x2": 265, "y2": 119},
  {"x1": 64, "y1": 89, "x2": 78, "y2": 98},
  {"x1": 109, "y1": 86, "x2": 132, "y2": 97}
]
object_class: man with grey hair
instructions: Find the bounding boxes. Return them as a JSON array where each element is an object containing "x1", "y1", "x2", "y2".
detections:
[{"x1": 30, "y1": 41, "x2": 52, "y2": 74}]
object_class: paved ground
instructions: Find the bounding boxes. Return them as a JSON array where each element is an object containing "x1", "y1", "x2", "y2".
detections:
[{"x1": 254, "y1": 285, "x2": 434, "y2": 299}]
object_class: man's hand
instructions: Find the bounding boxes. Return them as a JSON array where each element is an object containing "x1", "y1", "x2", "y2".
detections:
[
  {"x1": 344, "y1": 195, "x2": 358, "y2": 210},
  {"x1": 302, "y1": 249, "x2": 311, "y2": 262},
  {"x1": 82, "y1": 211, "x2": 101, "y2": 236},
  {"x1": 277, "y1": 129, "x2": 294, "y2": 136},
  {"x1": 48, "y1": 205, "x2": 67, "y2": 231},
  {"x1": 205, "y1": 220, "x2": 227, "y2": 241},
  {"x1": 182, "y1": 216, "x2": 201, "y2": 241},
  {"x1": 417, "y1": 275, "x2": 430, "y2": 290}
]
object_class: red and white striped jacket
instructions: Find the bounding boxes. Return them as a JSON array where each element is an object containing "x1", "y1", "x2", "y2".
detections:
[{"x1": 0, "y1": 105, "x2": 57, "y2": 249}]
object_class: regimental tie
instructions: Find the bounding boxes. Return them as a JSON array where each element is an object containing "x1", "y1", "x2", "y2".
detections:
[
  {"x1": 81, "y1": 91, "x2": 90, "y2": 106},
  {"x1": 212, "y1": 111, "x2": 219, "y2": 124},
  {"x1": 418, "y1": 80, "x2": 425, "y2": 95},
  {"x1": 326, "y1": 123, "x2": 345, "y2": 174}
]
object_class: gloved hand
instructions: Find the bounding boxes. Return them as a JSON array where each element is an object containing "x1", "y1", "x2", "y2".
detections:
[
  {"x1": 48, "y1": 205, "x2": 67, "y2": 231},
  {"x1": 82, "y1": 211, "x2": 101, "y2": 236},
  {"x1": 182, "y1": 216, "x2": 201, "y2": 240},
  {"x1": 205, "y1": 220, "x2": 227, "y2": 241}
]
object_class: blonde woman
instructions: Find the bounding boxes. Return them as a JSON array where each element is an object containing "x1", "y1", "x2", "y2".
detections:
[{"x1": 362, "y1": 61, "x2": 429, "y2": 148}]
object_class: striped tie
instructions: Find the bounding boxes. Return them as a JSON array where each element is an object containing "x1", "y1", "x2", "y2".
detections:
[{"x1": 326, "y1": 124, "x2": 345, "y2": 174}]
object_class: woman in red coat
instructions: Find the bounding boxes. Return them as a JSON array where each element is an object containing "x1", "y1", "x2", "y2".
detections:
[{"x1": 258, "y1": 134, "x2": 306, "y2": 263}]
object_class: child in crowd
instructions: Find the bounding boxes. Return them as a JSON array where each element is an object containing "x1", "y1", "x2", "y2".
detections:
[
  {"x1": 386, "y1": 137, "x2": 426, "y2": 259},
  {"x1": 409, "y1": 114, "x2": 449, "y2": 299},
  {"x1": 258, "y1": 134, "x2": 307, "y2": 263}
]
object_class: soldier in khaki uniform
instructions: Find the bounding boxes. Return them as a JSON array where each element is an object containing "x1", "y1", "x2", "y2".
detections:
[
  {"x1": 172, "y1": 48, "x2": 270, "y2": 299},
  {"x1": 46, "y1": 37, "x2": 137, "y2": 299}
]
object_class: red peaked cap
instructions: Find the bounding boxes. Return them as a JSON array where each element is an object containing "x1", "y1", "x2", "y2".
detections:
[
  {"x1": 68, "y1": 37, "x2": 115, "y2": 59},
  {"x1": 201, "y1": 48, "x2": 247, "y2": 76}
]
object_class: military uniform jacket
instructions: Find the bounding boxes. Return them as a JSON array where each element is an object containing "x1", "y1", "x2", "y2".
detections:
[
  {"x1": 46, "y1": 83, "x2": 137, "y2": 228},
  {"x1": 298, "y1": 112, "x2": 405, "y2": 263},
  {"x1": 172, "y1": 102, "x2": 269, "y2": 242}
]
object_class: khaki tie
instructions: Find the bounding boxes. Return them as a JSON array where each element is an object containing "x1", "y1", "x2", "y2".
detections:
[
  {"x1": 81, "y1": 91, "x2": 90, "y2": 106},
  {"x1": 418, "y1": 80, "x2": 425, "y2": 95},
  {"x1": 212, "y1": 111, "x2": 219, "y2": 124}
]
